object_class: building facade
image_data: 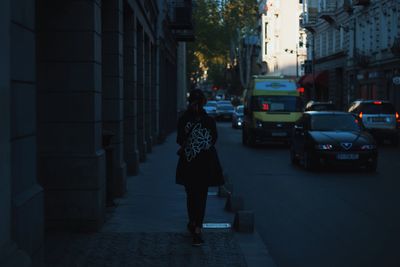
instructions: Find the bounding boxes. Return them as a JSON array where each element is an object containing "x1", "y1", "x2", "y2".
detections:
[
  {"x1": 0, "y1": 0, "x2": 193, "y2": 265},
  {"x1": 258, "y1": 0, "x2": 307, "y2": 77},
  {"x1": 300, "y1": 0, "x2": 400, "y2": 110}
]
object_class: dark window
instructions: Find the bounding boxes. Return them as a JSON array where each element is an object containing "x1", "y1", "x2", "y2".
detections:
[{"x1": 360, "y1": 103, "x2": 395, "y2": 114}]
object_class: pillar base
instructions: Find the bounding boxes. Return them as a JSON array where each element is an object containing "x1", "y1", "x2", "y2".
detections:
[
  {"x1": 113, "y1": 162, "x2": 127, "y2": 197},
  {"x1": 146, "y1": 136, "x2": 153, "y2": 153},
  {"x1": 0, "y1": 242, "x2": 31, "y2": 267},
  {"x1": 13, "y1": 184, "x2": 44, "y2": 256},
  {"x1": 139, "y1": 141, "x2": 147, "y2": 162},
  {"x1": 126, "y1": 149, "x2": 139, "y2": 176}
]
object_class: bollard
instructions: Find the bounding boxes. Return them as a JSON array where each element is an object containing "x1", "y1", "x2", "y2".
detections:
[
  {"x1": 233, "y1": 210, "x2": 254, "y2": 233},
  {"x1": 218, "y1": 183, "x2": 233, "y2": 198},
  {"x1": 225, "y1": 195, "x2": 244, "y2": 212}
]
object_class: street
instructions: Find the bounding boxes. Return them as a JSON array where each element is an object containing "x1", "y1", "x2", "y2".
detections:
[{"x1": 216, "y1": 122, "x2": 400, "y2": 267}]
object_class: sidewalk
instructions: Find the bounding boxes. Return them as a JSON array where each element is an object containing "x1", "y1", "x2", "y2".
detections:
[{"x1": 33, "y1": 133, "x2": 276, "y2": 267}]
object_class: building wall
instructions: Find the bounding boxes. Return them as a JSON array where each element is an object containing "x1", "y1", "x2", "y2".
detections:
[
  {"x1": 260, "y1": 0, "x2": 305, "y2": 77},
  {"x1": 123, "y1": 3, "x2": 140, "y2": 175},
  {"x1": 11, "y1": 0, "x2": 44, "y2": 257},
  {"x1": 303, "y1": 0, "x2": 400, "y2": 108},
  {"x1": 1, "y1": 0, "x2": 184, "y2": 263},
  {"x1": 37, "y1": 0, "x2": 106, "y2": 231}
]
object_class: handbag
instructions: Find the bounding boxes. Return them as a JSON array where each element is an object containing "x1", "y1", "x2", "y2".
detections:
[{"x1": 177, "y1": 122, "x2": 197, "y2": 156}]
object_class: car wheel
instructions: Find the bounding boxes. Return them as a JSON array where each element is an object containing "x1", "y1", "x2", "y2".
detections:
[
  {"x1": 303, "y1": 151, "x2": 316, "y2": 171},
  {"x1": 248, "y1": 131, "x2": 256, "y2": 147},
  {"x1": 391, "y1": 135, "x2": 399, "y2": 147},
  {"x1": 365, "y1": 160, "x2": 377, "y2": 172}
]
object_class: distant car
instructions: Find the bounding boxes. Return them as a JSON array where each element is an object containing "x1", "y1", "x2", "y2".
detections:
[
  {"x1": 290, "y1": 111, "x2": 378, "y2": 172},
  {"x1": 347, "y1": 100, "x2": 399, "y2": 146},
  {"x1": 304, "y1": 101, "x2": 336, "y2": 112},
  {"x1": 232, "y1": 105, "x2": 244, "y2": 128},
  {"x1": 216, "y1": 104, "x2": 234, "y2": 120},
  {"x1": 217, "y1": 100, "x2": 232, "y2": 106},
  {"x1": 204, "y1": 101, "x2": 217, "y2": 118}
]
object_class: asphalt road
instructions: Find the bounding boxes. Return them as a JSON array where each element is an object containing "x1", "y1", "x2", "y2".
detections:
[{"x1": 215, "y1": 122, "x2": 400, "y2": 267}]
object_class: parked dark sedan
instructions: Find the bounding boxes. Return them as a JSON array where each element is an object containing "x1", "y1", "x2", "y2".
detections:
[{"x1": 290, "y1": 111, "x2": 378, "y2": 171}]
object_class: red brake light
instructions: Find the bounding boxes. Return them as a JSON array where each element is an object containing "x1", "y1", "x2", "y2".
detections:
[
  {"x1": 262, "y1": 103, "x2": 270, "y2": 111},
  {"x1": 359, "y1": 112, "x2": 363, "y2": 119},
  {"x1": 297, "y1": 87, "x2": 305, "y2": 94},
  {"x1": 373, "y1": 101, "x2": 382, "y2": 105},
  {"x1": 396, "y1": 112, "x2": 399, "y2": 120}
]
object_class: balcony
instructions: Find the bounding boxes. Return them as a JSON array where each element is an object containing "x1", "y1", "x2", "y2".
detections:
[
  {"x1": 300, "y1": 8, "x2": 318, "y2": 33},
  {"x1": 353, "y1": 0, "x2": 370, "y2": 6},
  {"x1": 318, "y1": 2, "x2": 337, "y2": 24},
  {"x1": 168, "y1": 0, "x2": 194, "y2": 41}
]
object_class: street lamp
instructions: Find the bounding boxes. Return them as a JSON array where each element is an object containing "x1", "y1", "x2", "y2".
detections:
[{"x1": 284, "y1": 45, "x2": 299, "y2": 78}]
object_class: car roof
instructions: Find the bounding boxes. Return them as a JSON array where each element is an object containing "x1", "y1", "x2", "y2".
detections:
[
  {"x1": 352, "y1": 99, "x2": 391, "y2": 104},
  {"x1": 309, "y1": 101, "x2": 334, "y2": 105}
]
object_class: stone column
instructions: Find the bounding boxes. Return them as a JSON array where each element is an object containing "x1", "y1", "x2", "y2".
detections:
[
  {"x1": 151, "y1": 43, "x2": 159, "y2": 143},
  {"x1": 0, "y1": 1, "x2": 31, "y2": 265},
  {"x1": 123, "y1": 4, "x2": 139, "y2": 176},
  {"x1": 136, "y1": 25, "x2": 147, "y2": 161},
  {"x1": 36, "y1": 0, "x2": 106, "y2": 231},
  {"x1": 10, "y1": 0, "x2": 44, "y2": 258},
  {"x1": 144, "y1": 36, "x2": 152, "y2": 152},
  {"x1": 102, "y1": 0, "x2": 127, "y2": 197}
]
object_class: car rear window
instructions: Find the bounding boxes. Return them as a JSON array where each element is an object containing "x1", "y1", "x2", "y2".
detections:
[
  {"x1": 361, "y1": 103, "x2": 395, "y2": 114},
  {"x1": 310, "y1": 114, "x2": 361, "y2": 132},
  {"x1": 218, "y1": 105, "x2": 234, "y2": 111},
  {"x1": 309, "y1": 104, "x2": 335, "y2": 111}
]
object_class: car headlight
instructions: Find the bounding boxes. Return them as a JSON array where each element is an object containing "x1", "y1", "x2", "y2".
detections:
[
  {"x1": 361, "y1": 144, "x2": 376, "y2": 150},
  {"x1": 255, "y1": 120, "x2": 263, "y2": 128},
  {"x1": 315, "y1": 144, "x2": 333, "y2": 150}
]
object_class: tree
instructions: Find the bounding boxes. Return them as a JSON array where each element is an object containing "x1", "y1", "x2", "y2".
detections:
[{"x1": 187, "y1": 0, "x2": 258, "y2": 95}]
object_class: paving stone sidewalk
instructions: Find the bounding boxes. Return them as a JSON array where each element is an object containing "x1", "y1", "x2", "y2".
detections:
[{"x1": 33, "y1": 133, "x2": 255, "y2": 267}]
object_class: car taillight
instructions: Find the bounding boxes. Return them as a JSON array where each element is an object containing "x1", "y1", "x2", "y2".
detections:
[
  {"x1": 359, "y1": 112, "x2": 363, "y2": 119},
  {"x1": 396, "y1": 112, "x2": 400, "y2": 123},
  {"x1": 373, "y1": 101, "x2": 382, "y2": 105},
  {"x1": 262, "y1": 103, "x2": 269, "y2": 111}
]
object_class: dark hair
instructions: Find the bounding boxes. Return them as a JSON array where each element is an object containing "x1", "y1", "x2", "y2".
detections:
[{"x1": 188, "y1": 89, "x2": 205, "y2": 104}]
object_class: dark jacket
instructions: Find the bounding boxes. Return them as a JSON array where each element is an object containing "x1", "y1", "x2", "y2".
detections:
[{"x1": 175, "y1": 109, "x2": 224, "y2": 187}]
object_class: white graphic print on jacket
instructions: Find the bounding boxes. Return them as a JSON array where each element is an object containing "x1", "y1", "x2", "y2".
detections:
[{"x1": 184, "y1": 122, "x2": 212, "y2": 162}]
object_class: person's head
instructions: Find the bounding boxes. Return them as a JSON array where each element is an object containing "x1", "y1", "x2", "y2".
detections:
[{"x1": 188, "y1": 89, "x2": 206, "y2": 113}]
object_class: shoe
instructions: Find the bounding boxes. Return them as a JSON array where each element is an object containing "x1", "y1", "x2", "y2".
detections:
[
  {"x1": 187, "y1": 222, "x2": 195, "y2": 234},
  {"x1": 192, "y1": 233, "x2": 204, "y2": 246}
]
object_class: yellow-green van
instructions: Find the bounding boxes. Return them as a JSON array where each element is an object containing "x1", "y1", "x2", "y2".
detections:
[{"x1": 242, "y1": 76, "x2": 304, "y2": 146}]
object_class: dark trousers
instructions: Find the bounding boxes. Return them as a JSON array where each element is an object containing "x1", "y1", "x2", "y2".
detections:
[{"x1": 185, "y1": 185, "x2": 208, "y2": 228}]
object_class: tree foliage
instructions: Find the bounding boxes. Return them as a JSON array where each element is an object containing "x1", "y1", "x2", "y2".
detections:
[{"x1": 187, "y1": 0, "x2": 258, "y2": 93}]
